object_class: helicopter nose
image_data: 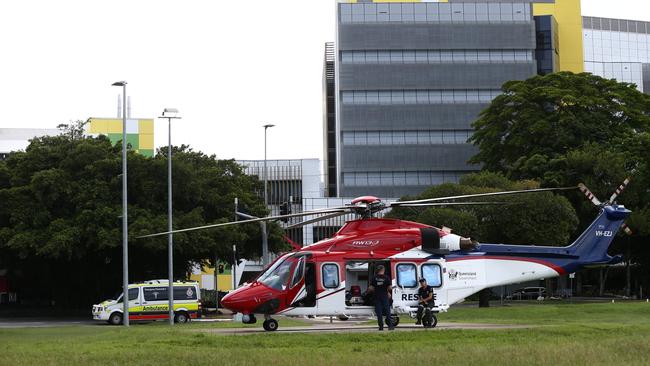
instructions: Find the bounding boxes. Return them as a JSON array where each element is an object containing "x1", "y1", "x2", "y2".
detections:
[
  {"x1": 221, "y1": 285, "x2": 253, "y2": 313},
  {"x1": 220, "y1": 291, "x2": 240, "y2": 312}
]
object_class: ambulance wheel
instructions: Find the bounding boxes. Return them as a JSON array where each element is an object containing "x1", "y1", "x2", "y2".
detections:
[
  {"x1": 385, "y1": 315, "x2": 400, "y2": 327},
  {"x1": 263, "y1": 318, "x2": 278, "y2": 331},
  {"x1": 174, "y1": 312, "x2": 189, "y2": 323},
  {"x1": 109, "y1": 312, "x2": 123, "y2": 325}
]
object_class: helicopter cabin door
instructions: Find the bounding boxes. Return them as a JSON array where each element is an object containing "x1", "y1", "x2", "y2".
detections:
[
  {"x1": 285, "y1": 255, "x2": 316, "y2": 308},
  {"x1": 392, "y1": 261, "x2": 419, "y2": 310}
]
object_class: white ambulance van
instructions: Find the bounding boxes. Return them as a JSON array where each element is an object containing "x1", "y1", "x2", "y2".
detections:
[{"x1": 92, "y1": 280, "x2": 201, "y2": 325}]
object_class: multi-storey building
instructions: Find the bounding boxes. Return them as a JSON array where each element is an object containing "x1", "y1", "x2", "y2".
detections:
[
  {"x1": 325, "y1": 2, "x2": 650, "y2": 200},
  {"x1": 583, "y1": 16, "x2": 650, "y2": 93},
  {"x1": 328, "y1": 0, "x2": 563, "y2": 198}
]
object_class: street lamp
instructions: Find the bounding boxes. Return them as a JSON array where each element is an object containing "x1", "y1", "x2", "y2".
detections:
[
  {"x1": 262, "y1": 123, "x2": 275, "y2": 265},
  {"x1": 111, "y1": 80, "x2": 129, "y2": 326},
  {"x1": 158, "y1": 108, "x2": 181, "y2": 325}
]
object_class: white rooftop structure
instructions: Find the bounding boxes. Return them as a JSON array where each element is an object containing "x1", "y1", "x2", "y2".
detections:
[{"x1": 0, "y1": 128, "x2": 61, "y2": 157}]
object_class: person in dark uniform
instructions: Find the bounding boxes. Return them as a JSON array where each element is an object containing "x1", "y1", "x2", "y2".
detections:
[
  {"x1": 367, "y1": 264, "x2": 393, "y2": 331},
  {"x1": 415, "y1": 278, "x2": 434, "y2": 326}
]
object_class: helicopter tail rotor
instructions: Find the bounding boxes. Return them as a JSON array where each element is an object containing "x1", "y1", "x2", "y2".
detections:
[
  {"x1": 608, "y1": 177, "x2": 632, "y2": 204},
  {"x1": 578, "y1": 183, "x2": 603, "y2": 206},
  {"x1": 578, "y1": 177, "x2": 634, "y2": 236}
]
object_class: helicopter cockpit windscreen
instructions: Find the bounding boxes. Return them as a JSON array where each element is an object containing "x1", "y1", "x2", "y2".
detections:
[{"x1": 258, "y1": 254, "x2": 294, "y2": 291}]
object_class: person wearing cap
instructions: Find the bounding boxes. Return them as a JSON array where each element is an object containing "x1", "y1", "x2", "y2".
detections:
[
  {"x1": 415, "y1": 278, "x2": 435, "y2": 326},
  {"x1": 367, "y1": 264, "x2": 393, "y2": 331}
]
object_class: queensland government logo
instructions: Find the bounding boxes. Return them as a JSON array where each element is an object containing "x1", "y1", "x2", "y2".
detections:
[{"x1": 448, "y1": 269, "x2": 477, "y2": 280}]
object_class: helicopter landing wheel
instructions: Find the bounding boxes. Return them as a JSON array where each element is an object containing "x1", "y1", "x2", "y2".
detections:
[
  {"x1": 263, "y1": 318, "x2": 278, "y2": 332},
  {"x1": 422, "y1": 313, "x2": 437, "y2": 328},
  {"x1": 385, "y1": 315, "x2": 400, "y2": 327},
  {"x1": 242, "y1": 314, "x2": 257, "y2": 324}
]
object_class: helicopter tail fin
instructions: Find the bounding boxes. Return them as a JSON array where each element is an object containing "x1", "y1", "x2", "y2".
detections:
[{"x1": 566, "y1": 205, "x2": 630, "y2": 264}]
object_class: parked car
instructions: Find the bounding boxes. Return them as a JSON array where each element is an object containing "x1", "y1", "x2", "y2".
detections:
[{"x1": 507, "y1": 287, "x2": 547, "y2": 300}]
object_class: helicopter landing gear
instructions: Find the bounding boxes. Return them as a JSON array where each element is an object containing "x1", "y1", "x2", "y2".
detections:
[
  {"x1": 263, "y1": 318, "x2": 278, "y2": 331},
  {"x1": 384, "y1": 314, "x2": 400, "y2": 327},
  {"x1": 242, "y1": 314, "x2": 257, "y2": 324},
  {"x1": 422, "y1": 312, "x2": 437, "y2": 328}
]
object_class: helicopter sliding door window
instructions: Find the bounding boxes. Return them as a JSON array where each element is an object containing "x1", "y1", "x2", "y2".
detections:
[
  {"x1": 421, "y1": 264, "x2": 442, "y2": 287},
  {"x1": 290, "y1": 257, "x2": 305, "y2": 289},
  {"x1": 322, "y1": 263, "x2": 340, "y2": 289},
  {"x1": 396, "y1": 263, "x2": 417, "y2": 288}
]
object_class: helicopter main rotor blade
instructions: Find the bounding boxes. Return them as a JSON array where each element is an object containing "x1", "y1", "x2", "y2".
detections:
[
  {"x1": 137, "y1": 208, "x2": 349, "y2": 239},
  {"x1": 390, "y1": 186, "x2": 576, "y2": 207},
  {"x1": 285, "y1": 211, "x2": 351, "y2": 229},
  {"x1": 395, "y1": 201, "x2": 512, "y2": 207}
]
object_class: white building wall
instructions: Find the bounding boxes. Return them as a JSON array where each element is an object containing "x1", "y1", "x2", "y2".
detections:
[{"x1": 0, "y1": 128, "x2": 61, "y2": 155}]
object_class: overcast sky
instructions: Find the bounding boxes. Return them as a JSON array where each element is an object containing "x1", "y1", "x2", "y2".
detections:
[{"x1": 1, "y1": 0, "x2": 649, "y2": 162}]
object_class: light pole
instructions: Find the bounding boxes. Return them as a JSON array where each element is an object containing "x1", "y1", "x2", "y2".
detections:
[
  {"x1": 158, "y1": 108, "x2": 181, "y2": 325},
  {"x1": 111, "y1": 80, "x2": 129, "y2": 326},
  {"x1": 262, "y1": 124, "x2": 274, "y2": 265}
]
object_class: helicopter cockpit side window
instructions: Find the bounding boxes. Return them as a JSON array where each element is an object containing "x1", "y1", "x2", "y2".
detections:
[
  {"x1": 260, "y1": 258, "x2": 293, "y2": 291},
  {"x1": 290, "y1": 257, "x2": 305, "y2": 288}
]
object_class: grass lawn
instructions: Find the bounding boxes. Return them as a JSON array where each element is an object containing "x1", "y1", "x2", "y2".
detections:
[{"x1": 2, "y1": 302, "x2": 650, "y2": 366}]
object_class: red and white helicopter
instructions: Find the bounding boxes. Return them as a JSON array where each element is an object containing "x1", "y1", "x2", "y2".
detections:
[{"x1": 141, "y1": 180, "x2": 632, "y2": 331}]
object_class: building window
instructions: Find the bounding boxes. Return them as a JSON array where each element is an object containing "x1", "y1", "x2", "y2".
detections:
[
  {"x1": 341, "y1": 50, "x2": 533, "y2": 64},
  {"x1": 341, "y1": 90, "x2": 501, "y2": 105},
  {"x1": 340, "y1": 2, "x2": 531, "y2": 24},
  {"x1": 342, "y1": 130, "x2": 472, "y2": 146},
  {"x1": 342, "y1": 171, "x2": 465, "y2": 187}
]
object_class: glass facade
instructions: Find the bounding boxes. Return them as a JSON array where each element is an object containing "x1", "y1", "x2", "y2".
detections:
[
  {"x1": 534, "y1": 15, "x2": 559, "y2": 75},
  {"x1": 323, "y1": 43, "x2": 337, "y2": 197},
  {"x1": 583, "y1": 16, "x2": 650, "y2": 93},
  {"x1": 339, "y1": 2, "x2": 531, "y2": 23},
  {"x1": 334, "y1": 1, "x2": 538, "y2": 197},
  {"x1": 341, "y1": 89, "x2": 501, "y2": 105},
  {"x1": 342, "y1": 130, "x2": 473, "y2": 146},
  {"x1": 343, "y1": 171, "x2": 465, "y2": 187},
  {"x1": 341, "y1": 49, "x2": 533, "y2": 64}
]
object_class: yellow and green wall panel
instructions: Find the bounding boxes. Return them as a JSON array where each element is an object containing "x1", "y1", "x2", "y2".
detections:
[{"x1": 86, "y1": 118, "x2": 155, "y2": 157}]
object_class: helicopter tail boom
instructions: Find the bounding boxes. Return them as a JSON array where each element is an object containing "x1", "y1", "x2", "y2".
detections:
[{"x1": 565, "y1": 205, "x2": 630, "y2": 266}]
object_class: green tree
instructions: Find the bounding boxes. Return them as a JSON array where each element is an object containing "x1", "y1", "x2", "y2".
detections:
[
  {"x1": 468, "y1": 72, "x2": 650, "y2": 296},
  {"x1": 0, "y1": 129, "x2": 286, "y2": 308},
  {"x1": 469, "y1": 72, "x2": 650, "y2": 179},
  {"x1": 388, "y1": 172, "x2": 578, "y2": 246}
]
